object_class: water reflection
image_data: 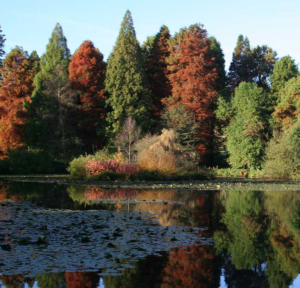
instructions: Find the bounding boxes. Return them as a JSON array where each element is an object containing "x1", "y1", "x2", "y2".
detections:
[{"x1": 1, "y1": 182, "x2": 300, "y2": 287}]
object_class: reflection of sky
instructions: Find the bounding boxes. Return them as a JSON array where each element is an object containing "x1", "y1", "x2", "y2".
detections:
[
  {"x1": 219, "y1": 269, "x2": 227, "y2": 288},
  {"x1": 98, "y1": 278, "x2": 105, "y2": 288}
]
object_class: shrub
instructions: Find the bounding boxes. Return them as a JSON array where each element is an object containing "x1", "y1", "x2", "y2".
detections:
[
  {"x1": 135, "y1": 129, "x2": 197, "y2": 175},
  {"x1": 85, "y1": 159, "x2": 119, "y2": 176},
  {"x1": 264, "y1": 121, "x2": 300, "y2": 179},
  {"x1": 68, "y1": 149, "x2": 116, "y2": 180},
  {"x1": 4, "y1": 149, "x2": 63, "y2": 175}
]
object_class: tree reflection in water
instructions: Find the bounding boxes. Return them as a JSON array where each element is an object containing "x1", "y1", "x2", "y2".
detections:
[{"x1": 2, "y1": 181, "x2": 300, "y2": 287}]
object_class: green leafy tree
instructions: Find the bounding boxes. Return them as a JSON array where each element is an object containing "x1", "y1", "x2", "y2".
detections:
[
  {"x1": 225, "y1": 82, "x2": 270, "y2": 168},
  {"x1": 105, "y1": 10, "x2": 152, "y2": 137},
  {"x1": 273, "y1": 76, "x2": 300, "y2": 130},
  {"x1": 270, "y1": 56, "x2": 299, "y2": 105},
  {"x1": 36, "y1": 273, "x2": 67, "y2": 288},
  {"x1": 214, "y1": 191, "x2": 268, "y2": 270}
]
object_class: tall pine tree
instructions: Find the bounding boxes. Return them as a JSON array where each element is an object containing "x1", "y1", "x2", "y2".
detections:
[
  {"x1": 143, "y1": 25, "x2": 171, "y2": 128},
  {"x1": 27, "y1": 23, "x2": 78, "y2": 162},
  {"x1": 228, "y1": 35, "x2": 253, "y2": 92},
  {"x1": 105, "y1": 10, "x2": 152, "y2": 137}
]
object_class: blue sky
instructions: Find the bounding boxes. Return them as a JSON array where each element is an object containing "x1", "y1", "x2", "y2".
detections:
[{"x1": 2, "y1": 0, "x2": 300, "y2": 70}]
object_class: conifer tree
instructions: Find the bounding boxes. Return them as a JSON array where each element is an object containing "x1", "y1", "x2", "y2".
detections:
[
  {"x1": 32, "y1": 23, "x2": 70, "y2": 101},
  {"x1": 229, "y1": 35, "x2": 277, "y2": 92},
  {"x1": 27, "y1": 23, "x2": 77, "y2": 161},
  {"x1": 69, "y1": 40, "x2": 106, "y2": 152},
  {"x1": 29, "y1": 50, "x2": 40, "y2": 74},
  {"x1": 228, "y1": 35, "x2": 253, "y2": 92},
  {"x1": 0, "y1": 47, "x2": 36, "y2": 157},
  {"x1": 270, "y1": 56, "x2": 299, "y2": 104},
  {"x1": 165, "y1": 24, "x2": 218, "y2": 164},
  {"x1": 105, "y1": 10, "x2": 152, "y2": 136},
  {"x1": 143, "y1": 25, "x2": 171, "y2": 127},
  {"x1": 226, "y1": 82, "x2": 270, "y2": 168},
  {"x1": 209, "y1": 37, "x2": 227, "y2": 93}
]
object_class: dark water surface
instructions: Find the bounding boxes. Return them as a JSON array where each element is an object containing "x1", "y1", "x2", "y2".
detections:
[{"x1": 0, "y1": 181, "x2": 300, "y2": 288}]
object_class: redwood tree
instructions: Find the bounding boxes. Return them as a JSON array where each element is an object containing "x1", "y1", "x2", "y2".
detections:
[
  {"x1": 165, "y1": 24, "x2": 218, "y2": 163},
  {"x1": 143, "y1": 25, "x2": 171, "y2": 128},
  {"x1": 0, "y1": 47, "x2": 36, "y2": 157},
  {"x1": 69, "y1": 40, "x2": 106, "y2": 152}
]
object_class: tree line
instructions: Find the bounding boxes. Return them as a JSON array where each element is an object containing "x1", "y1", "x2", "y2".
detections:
[{"x1": 0, "y1": 10, "x2": 299, "y2": 175}]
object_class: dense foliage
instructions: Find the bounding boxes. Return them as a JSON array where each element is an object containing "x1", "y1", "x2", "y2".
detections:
[
  {"x1": 105, "y1": 10, "x2": 152, "y2": 137},
  {"x1": 0, "y1": 11, "x2": 299, "y2": 177}
]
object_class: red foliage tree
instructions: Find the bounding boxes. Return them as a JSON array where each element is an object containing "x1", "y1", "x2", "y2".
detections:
[
  {"x1": 165, "y1": 24, "x2": 218, "y2": 163},
  {"x1": 162, "y1": 245, "x2": 217, "y2": 288},
  {"x1": 69, "y1": 40, "x2": 106, "y2": 152},
  {"x1": 0, "y1": 47, "x2": 36, "y2": 157},
  {"x1": 143, "y1": 26, "x2": 171, "y2": 126},
  {"x1": 65, "y1": 272, "x2": 100, "y2": 288}
]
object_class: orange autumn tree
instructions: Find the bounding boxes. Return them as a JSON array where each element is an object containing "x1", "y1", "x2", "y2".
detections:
[
  {"x1": 165, "y1": 24, "x2": 218, "y2": 164},
  {"x1": 65, "y1": 272, "x2": 100, "y2": 288},
  {"x1": 0, "y1": 47, "x2": 36, "y2": 157},
  {"x1": 69, "y1": 40, "x2": 106, "y2": 152}
]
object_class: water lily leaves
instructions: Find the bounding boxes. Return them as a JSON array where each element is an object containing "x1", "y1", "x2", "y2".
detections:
[{"x1": 0, "y1": 199, "x2": 213, "y2": 277}]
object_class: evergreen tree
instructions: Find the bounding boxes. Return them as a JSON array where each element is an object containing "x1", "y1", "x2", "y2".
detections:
[
  {"x1": 209, "y1": 37, "x2": 229, "y2": 166},
  {"x1": 251, "y1": 45, "x2": 277, "y2": 90},
  {"x1": 32, "y1": 23, "x2": 70, "y2": 100},
  {"x1": 27, "y1": 23, "x2": 78, "y2": 162},
  {"x1": 229, "y1": 35, "x2": 277, "y2": 92},
  {"x1": 270, "y1": 56, "x2": 299, "y2": 104},
  {"x1": 29, "y1": 50, "x2": 40, "y2": 74},
  {"x1": 225, "y1": 82, "x2": 270, "y2": 168},
  {"x1": 228, "y1": 35, "x2": 253, "y2": 92},
  {"x1": 69, "y1": 40, "x2": 106, "y2": 152},
  {"x1": 143, "y1": 25, "x2": 171, "y2": 128},
  {"x1": 105, "y1": 10, "x2": 152, "y2": 137},
  {"x1": 209, "y1": 37, "x2": 227, "y2": 93}
]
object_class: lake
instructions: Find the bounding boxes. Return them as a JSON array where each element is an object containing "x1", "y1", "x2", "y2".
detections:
[{"x1": 0, "y1": 180, "x2": 300, "y2": 287}]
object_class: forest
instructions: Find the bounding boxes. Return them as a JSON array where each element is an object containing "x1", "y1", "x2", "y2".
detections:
[{"x1": 0, "y1": 10, "x2": 299, "y2": 180}]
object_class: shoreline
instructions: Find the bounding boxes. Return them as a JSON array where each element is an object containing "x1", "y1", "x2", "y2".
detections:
[{"x1": 1, "y1": 175, "x2": 300, "y2": 191}]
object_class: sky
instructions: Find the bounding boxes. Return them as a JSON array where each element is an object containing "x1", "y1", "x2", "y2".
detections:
[{"x1": 2, "y1": 0, "x2": 300, "y2": 70}]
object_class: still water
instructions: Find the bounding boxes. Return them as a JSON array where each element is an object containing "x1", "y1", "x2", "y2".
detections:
[{"x1": 0, "y1": 181, "x2": 300, "y2": 288}]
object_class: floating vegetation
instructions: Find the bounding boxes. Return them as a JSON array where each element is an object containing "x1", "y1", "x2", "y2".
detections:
[
  {"x1": 1, "y1": 175, "x2": 300, "y2": 191},
  {"x1": 0, "y1": 200, "x2": 212, "y2": 277}
]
